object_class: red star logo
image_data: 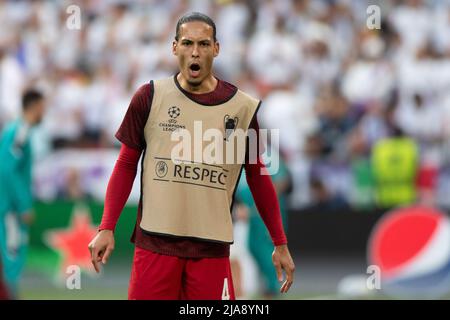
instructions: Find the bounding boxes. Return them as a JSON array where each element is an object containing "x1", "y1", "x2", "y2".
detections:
[{"x1": 45, "y1": 204, "x2": 98, "y2": 277}]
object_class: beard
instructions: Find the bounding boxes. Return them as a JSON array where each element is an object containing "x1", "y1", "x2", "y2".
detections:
[{"x1": 187, "y1": 78, "x2": 203, "y2": 87}]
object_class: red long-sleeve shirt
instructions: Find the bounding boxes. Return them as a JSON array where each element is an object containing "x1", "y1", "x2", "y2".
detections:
[{"x1": 99, "y1": 78, "x2": 287, "y2": 258}]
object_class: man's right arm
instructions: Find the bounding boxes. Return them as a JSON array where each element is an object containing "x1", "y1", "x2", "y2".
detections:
[
  {"x1": 88, "y1": 143, "x2": 142, "y2": 272},
  {"x1": 99, "y1": 144, "x2": 142, "y2": 231},
  {"x1": 88, "y1": 82, "x2": 151, "y2": 272}
]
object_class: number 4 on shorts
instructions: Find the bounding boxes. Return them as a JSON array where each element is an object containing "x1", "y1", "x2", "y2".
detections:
[{"x1": 222, "y1": 277, "x2": 230, "y2": 300}]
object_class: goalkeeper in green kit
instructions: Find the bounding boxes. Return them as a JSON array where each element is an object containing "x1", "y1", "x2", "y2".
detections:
[{"x1": 0, "y1": 89, "x2": 45, "y2": 297}]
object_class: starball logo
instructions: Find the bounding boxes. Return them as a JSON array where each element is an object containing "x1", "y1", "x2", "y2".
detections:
[
  {"x1": 159, "y1": 106, "x2": 186, "y2": 132},
  {"x1": 168, "y1": 106, "x2": 181, "y2": 119}
]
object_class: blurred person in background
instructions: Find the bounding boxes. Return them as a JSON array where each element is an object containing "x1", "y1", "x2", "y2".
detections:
[
  {"x1": 395, "y1": 92, "x2": 443, "y2": 206},
  {"x1": 56, "y1": 167, "x2": 91, "y2": 201},
  {"x1": 0, "y1": 89, "x2": 46, "y2": 298},
  {"x1": 371, "y1": 105, "x2": 419, "y2": 209},
  {"x1": 0, "y1": 44, "x2": 25, "y2": 129},
  {"x1": 308, "y1": 175, "x2": 349, "y2": 211},
  {"x1": 313, "y1": 84, "x2": 355, "y2": 162},
  {"x1": 346, "y1": 91, "x2": 401, "y2": 210}
]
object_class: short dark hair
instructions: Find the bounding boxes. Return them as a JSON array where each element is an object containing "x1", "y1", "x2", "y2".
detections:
[
  {"x1": 175, "y1": 12, "x2": 217, "y2": 42},
  {"x1": 22, "y1": 89, "x2": 44, "y2": 111}
]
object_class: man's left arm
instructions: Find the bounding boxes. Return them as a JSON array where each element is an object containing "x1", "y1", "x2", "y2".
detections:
[{"x1": 244, "y1": 157, "x2": 295, "y2": 293}]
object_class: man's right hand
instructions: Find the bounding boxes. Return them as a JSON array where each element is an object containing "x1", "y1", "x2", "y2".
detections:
[{"x1": 88, "y1": 229, "x2": 115, "y2": 273}]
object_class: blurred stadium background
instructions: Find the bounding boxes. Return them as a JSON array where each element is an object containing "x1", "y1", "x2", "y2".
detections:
[{"x1": 2, "y1": 0, "x2": 450, "y2": 299}]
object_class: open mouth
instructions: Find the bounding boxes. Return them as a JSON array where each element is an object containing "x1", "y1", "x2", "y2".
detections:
[{"x1": 189, "y1": 63, "x2": 201, "y2": 77}]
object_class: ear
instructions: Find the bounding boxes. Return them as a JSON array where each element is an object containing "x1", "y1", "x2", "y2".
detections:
[
  {"x1": 213, "y1": 41, "x2": 220, "y2": 58},
  {"x1": 172, "y1": 40, "x2": 178, "y2": 56},
  {"x1": 233, "y1": 117, "x2": 239, "y2": 127}
]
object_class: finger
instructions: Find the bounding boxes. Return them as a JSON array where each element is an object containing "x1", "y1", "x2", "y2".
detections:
[
  {"x1": 280, "y1": 279, "x2": 293, "y2": 293},
  {"x1": 102, "y1": 246, "x2": 114, "y2": 264},
  {"x1": 274, "y1": 262, "x2": 283, "y2": 282},
  {"x1": 280, "y1": 263, "x2": 295, "y2": 293},
  {"x1": 88, "y1": 242, "x2": 97, "y2": 257},
  {"x1": 97, "y1": 248, "x2": 105, "y2": 262},
  {"x1": 285, "y1": 265, "x2": 294, "y2": 284},
  {"x1": 280, "y1": 275, "x2": 293, "y2": 293},
  {"x1": 285, "y1": 280, "x2": 293, "y2": 292},
  {"x1": 92, "y1": 259, "x2": 100, "y2": 273},
  {"x1": 91, "y1": 248, "x2": 101, "y2": 273},
  {"x1": 280, "y1": 281, "x2": 287, "y2": 293},
  {"x1": 280, "y1": 280, "x2": 288, "y2": 293}
]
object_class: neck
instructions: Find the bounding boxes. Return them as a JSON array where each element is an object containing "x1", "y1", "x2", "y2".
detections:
[{"x1": 177, "y1": 73, "x2": 218, "y2": 94}]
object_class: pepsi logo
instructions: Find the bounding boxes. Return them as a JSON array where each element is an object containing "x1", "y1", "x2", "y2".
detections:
[{"x1": 368, "y1": 205, "x2": 450, "y2": 298}]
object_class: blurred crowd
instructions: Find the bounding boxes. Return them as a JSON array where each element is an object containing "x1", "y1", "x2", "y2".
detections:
[{"x1": 3, "y1": 0, "x2": 450, "y2": 209}]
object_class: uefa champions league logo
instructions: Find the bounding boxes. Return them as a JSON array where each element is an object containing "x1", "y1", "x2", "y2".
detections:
[{"x1": 168, "y1": 106, "x2": 181, "y2": 119}]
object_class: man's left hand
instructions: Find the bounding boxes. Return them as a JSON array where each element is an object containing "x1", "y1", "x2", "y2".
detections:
[{"x1": 272, "y1": 244, "x2": 295, "y2": 293}]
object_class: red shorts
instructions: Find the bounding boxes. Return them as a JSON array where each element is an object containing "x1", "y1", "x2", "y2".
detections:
[{"x1": 128, "y1": 246, "x2": 235, "y2": 300}]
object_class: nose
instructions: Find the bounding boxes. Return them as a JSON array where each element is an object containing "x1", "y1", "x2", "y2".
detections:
[{"x1": 192, "y1": 44, "x2": 200, "y2": 58}]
